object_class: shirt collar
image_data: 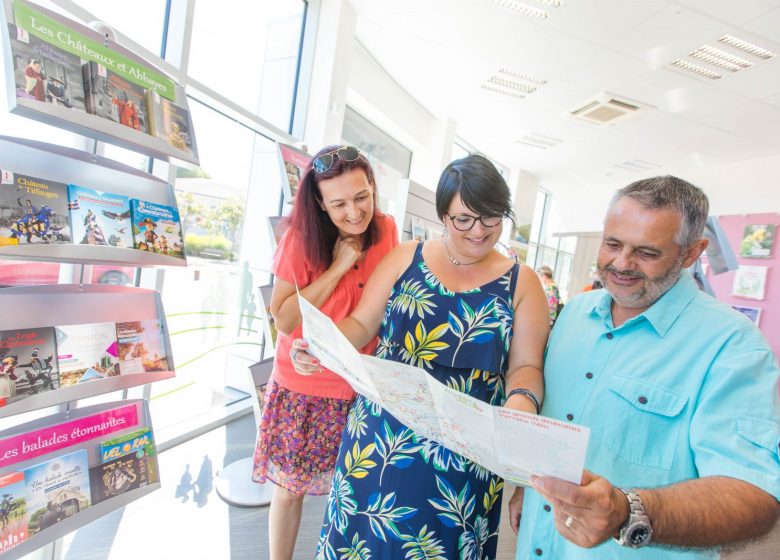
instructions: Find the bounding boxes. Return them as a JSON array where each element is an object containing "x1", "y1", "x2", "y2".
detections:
[{"x1": 589, "y1": 271, "x2": 699, "y2": 336}]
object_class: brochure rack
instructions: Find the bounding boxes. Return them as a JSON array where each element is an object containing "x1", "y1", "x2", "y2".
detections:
[
  {"x1": 0, "y1": 284, "x2": 175, "y2": 419},
  {"x1": 0, "y1": 0, "x2": 199, "y2": 165},
  {"x1": 0, "y1": 399, "x2": 160, "y2": 560},
  {"x1": 0, "y1": 1, "x2": 197, "y2": 556},
  {"x1": 0, "y1": 135, "x2": 186, "y2": 266}
]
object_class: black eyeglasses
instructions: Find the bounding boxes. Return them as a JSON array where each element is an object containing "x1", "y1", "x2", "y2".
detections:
[
  {"x1": 312, "y1": 146, "x2": 361, "y2": 174},
  {"x1": 446, "y1": 213, "x2": 503, "y2": 231}
]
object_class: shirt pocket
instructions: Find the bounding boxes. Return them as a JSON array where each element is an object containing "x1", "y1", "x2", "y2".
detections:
[{"x1": 598, "y1": 375, "x2": 689, "y2": 470}]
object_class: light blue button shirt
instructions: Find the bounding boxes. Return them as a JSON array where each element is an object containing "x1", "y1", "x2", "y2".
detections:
[{"x1": 516, "y1": 271, "x2": 780, "y2": 560}]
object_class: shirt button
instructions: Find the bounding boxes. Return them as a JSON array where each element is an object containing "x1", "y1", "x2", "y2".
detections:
[
  {"x1": 566, "y1": 413, "x2": 574, "y2": 421},
  {"x1": 358, "y1": 283, "x2": 364, "y2": 288},
  {"x1": 535, "y1": 548, "x2": 543, "y2": 556},
  {"x1": 543, "y1": 504, "x2": 551, "y2": 512},
  {"x1": 606, "y1": 332, "x2": 614, "y2": 339},
  {"x1": 585, "y1": 372, "x2": 593, "y2": 379},
  {"x1": 638, "y1": 396, "x2": 648, "y2": 405},
  {"x1": 353, "y1": 265, "x2": 359, "y2": 270}
]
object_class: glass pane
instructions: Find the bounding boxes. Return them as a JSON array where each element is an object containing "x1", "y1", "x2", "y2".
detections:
[
  {"x1": 71, "y1": 0, "x2": 167, "y2": 56},
  {"x1": 556, "y1": 254, "x2": 573, "y2": 302},
  {"x1": 342, "y1": 106, "x2": 412, "y2": 216},
  {"x1": 188, "y1": 1, "x2": 304, "y2": 127},
  {"x1": 529, "y1": 190, "x2": 546, "y2": 244},
  {"x1": 151, "y1": 101, "x2": 278, "y2": 431}
]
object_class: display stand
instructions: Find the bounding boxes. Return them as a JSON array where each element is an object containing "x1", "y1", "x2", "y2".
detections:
[
  {"x1": 0, "y1": 0, "x2": 200, "y2": 165},
  {"x1": 0, "y1": 399, "x2": 160, "y2": 560},
  {"x1": 0, "y1": 2, "x2": 197, "y2": 555},
  {"x1": 214, "y1": 357, "x2": 274, "y2": 507}
]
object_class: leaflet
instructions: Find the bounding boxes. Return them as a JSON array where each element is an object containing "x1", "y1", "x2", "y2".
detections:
[{"x1": 299, "y1": 295, "x2": 590, "y2": 485}]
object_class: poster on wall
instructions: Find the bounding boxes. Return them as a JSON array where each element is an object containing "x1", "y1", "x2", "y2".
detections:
[
  {"x1": 277, "y1": 143, "x2": 312, "y2": 204},
  {"x1": 731, "y1": 265, "x2": 768, "y2": 300},
  {"x1": 739, "y1": 224, "x2": 776, "y2": 258},
  {"x1": 731, "y1": 304, "x2": 762, "y2": 326}
]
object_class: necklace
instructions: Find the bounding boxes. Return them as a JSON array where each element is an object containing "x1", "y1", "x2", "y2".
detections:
[{"x1": 443, "y1": 237, "x2": 480, "y2": 266}]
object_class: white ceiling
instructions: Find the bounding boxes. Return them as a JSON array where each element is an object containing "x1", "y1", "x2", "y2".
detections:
[{"x1": 348, "y1": 0, "x2": 780, "y2": 211}]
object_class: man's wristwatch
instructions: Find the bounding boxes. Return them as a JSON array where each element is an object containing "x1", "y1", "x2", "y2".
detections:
[{"x1": 613, "y1": 488, "x2": 653, "y2": 548}]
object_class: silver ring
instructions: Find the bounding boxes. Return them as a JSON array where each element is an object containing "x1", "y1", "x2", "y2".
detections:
[
  {"x1": 565, "y1": 515, "x2": 574, "y2": 529},
  {"x1": 292, "y1": 349, "x2": 300, "y2": 363}
]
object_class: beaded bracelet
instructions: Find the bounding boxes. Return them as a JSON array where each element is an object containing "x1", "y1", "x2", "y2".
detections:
[{"x1": 506, "y1": 387, "x2": 541, "y2": 415}]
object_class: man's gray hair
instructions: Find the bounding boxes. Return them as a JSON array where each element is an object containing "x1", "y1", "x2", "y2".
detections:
[{"x1": 608, "y1": 175, "x2": 709, "y2": 248}]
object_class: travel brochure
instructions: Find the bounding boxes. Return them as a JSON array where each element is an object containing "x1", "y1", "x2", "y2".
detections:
[
  {"x1": 0, "y1": 322, "x2": 169, "y2": 409},
  {"x1": 277, "y1": 142, "x2": 312, "y2": 203},
  {"x1": 739, "y1": 224, "x2": 776, "y2": 259},
  {"x1": 0, "y1": 426, "x2": 158, "y2": 555},
  {"x1": 298, "y1": 294, "x2": 590, "y2": 486},
  {"x1": 731, "y1": 265, "x2": 768, "y2": 301},
  {"x1": 6, "y1": 2, "x2": 198, "y2": 161},
  {"x1": 0, "y1": 170, "x2": 185, "y2": 259}
]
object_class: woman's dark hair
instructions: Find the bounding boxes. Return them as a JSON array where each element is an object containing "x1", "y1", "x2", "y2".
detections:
[
  {"x1": 435, "y1": 154, "x2": 514, "y2": 223},
  {"x1": 288, "y1": 145, "x2": 381, "y2": 272}
]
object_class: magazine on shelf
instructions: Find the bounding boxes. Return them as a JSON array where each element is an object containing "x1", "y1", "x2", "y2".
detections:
[
  {"x1": 24, "y1": 449, "x2": 91, "y2": 536},
  {"x1": 0, "y1": 471, "x2": 28, "y2": 554},
  {"x1": 88, "y1": 453, "x2": 154, "y2": 505},
  {"x1": 82, "y1": 61, "x2": 149, "y2": 133},
  {"x1": 7, "y1": 23, "x2": 86, "y2": 111},
  {"x1": 115, "y1": 320, "x2": 169, "y2": 375},
  {"x1": 55, "y1": 322, "x2": 119, "y2": 387},
  {"x1": 67, "y1": 184, "x2": 133, "y2": 247},
  {"x1": 146, "y1": 92, "x2": 197, "y2": 157},
  {"x1": 276, "y1": 142, "x2": 311, "y2": 203},
  {"x1": 129, "y1": 199, "x2": 184, "y2": 258},
  {"x1": 0, "y1": 327, "x2": 59, "y2": 406},
  {"x1": 0, "y1": 170, "x2": 71, "y2": 245},
  {"x1": 100, "y1": 427, "x2": 155, "y2": 463}
]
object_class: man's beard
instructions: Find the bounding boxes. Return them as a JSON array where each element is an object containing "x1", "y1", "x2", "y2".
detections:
[{"x1": 598, "y1": 259, "x2": 683, "y2": 309}]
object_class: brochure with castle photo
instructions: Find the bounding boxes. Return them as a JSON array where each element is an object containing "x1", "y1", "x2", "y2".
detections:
[
  {"x1": 82, "y1": 60, "x2": 149, "y2": 133},
  {"x1": 24, "y1": 449, "x2": 91, "y2": 536}
]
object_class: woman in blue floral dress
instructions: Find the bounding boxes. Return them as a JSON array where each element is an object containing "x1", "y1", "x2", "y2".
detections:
[{"x1": 293, "y1": 155, "x2": 551, "y2": 560}]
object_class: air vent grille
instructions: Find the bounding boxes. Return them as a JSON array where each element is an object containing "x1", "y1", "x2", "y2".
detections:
[{"x1": 569, "y1": 93, "x2": 647, "y2": 125}]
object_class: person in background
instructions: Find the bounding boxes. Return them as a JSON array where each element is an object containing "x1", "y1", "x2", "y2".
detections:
[
  {"x1": 251, "y1": 145, "x2": 398, "y2": 560},
  {"x1": 292, "y1": 154, "x2": 550, "y2": 559},
  {"x1": 537, "y1": 265, "x2": 561, "y2": 325},
  {"x1": 510, "y1": 175, "x2": 779, "y2": 559}
]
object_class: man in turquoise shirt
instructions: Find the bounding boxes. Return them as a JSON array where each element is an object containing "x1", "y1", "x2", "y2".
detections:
[{"x1": 511, "y1": 176, "x2": 779, "y2": 559}]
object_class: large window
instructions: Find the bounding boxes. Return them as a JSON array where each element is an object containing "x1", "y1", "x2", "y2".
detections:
[
  {"x1": 0, "y1": 1, "x2": 309, "y2": 438},
  {"x1": 526, "y1": 190, "x2": 576, "y2": 300}
]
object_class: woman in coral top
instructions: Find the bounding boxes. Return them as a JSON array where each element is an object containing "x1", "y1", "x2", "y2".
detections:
[{"x1": 252, "y1": 145, "x2": 397, "y2": 560}]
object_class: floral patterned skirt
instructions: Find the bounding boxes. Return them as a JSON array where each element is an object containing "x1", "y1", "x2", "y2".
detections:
[{"x1": 252, "y1": 377, "x2": 352, "y2": 496}]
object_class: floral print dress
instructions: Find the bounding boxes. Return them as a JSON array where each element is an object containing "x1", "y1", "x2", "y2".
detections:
[{"x1": 317, "y1": 243, "x2": 519, "y2": 560}]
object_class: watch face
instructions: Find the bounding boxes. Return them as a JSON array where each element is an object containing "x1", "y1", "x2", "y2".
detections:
[{"x1": 629, "y1": 525, "x2": 651, "y2": 546}]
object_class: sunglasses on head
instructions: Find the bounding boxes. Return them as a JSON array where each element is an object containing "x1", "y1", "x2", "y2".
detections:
[{"x1": 313, "y1": 146, "x2": 361, "y2": 174}]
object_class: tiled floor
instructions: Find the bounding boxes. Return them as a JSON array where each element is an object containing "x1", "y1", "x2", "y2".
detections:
[{"x1": 58, "y1": 412, "x2": 778, "y2": 560}]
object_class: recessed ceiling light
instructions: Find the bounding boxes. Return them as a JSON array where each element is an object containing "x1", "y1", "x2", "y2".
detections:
[
  {"x1": 718, "y1": 35, "x2": 776, "y2": 59},
  {"x1": 670, "y1": 59, "x2": 722, "y2": 79},
  {"x1": 488, "y1": 76, "x2": 537, "y2": 93},
  {"x1": 516, "y1": 132, "x2": 564, "y2": 149},
  {"x1": 490, "y1": 0, "x2": 548, "y2": 20},
  {"x1": 689, "y1": 45, "x2": 752, "y2": 72},
  {"x1": 498, "y1": 68, "x2": 547, "y2": 85},
  {"x1": 481, "y1": 84, "x2": 526, "y2": 99}
]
